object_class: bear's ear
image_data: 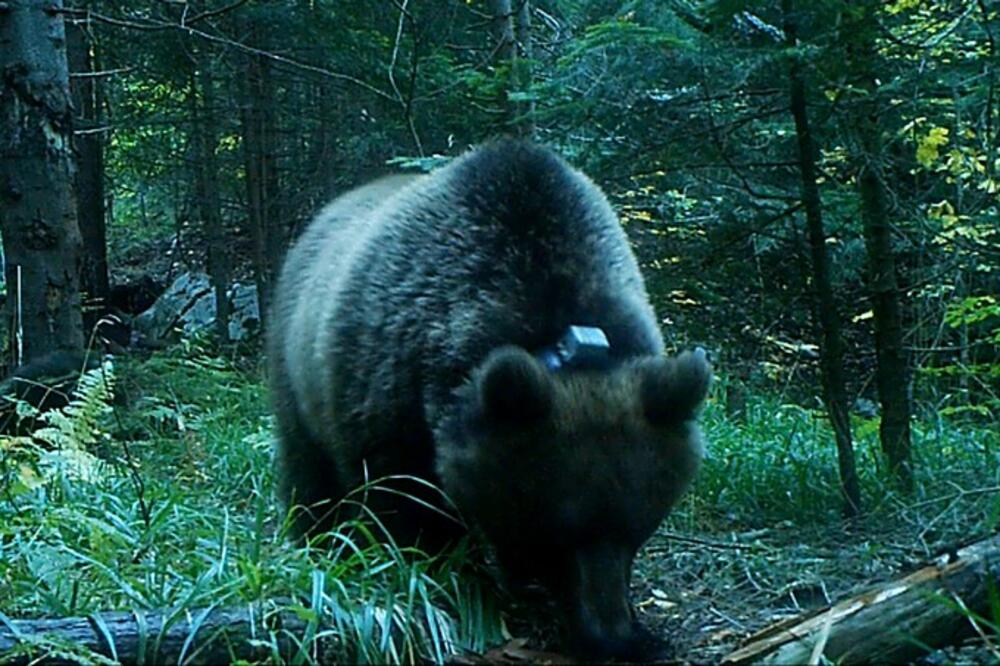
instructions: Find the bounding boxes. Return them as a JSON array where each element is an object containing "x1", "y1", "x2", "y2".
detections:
[
  {"x1": 477, "y1": 346, "x2": 553, "y2": 423},
  {"x1": 640, "y1": 348, "x2": 712, "y2": 426}
]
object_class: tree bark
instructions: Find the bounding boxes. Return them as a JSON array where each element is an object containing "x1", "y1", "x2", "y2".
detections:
[
  {"x1": 489, "y1": 0, "x2": 525, "y2": 136},
  {"x1": 783, "y1": 0, "x2": 861, "y2": 517},
  {"x1": 860, "y1": 139, "x2": 913, "y2": 489},
  {"x1": 488, "y1": 0, "x2": 534, "y2": 137},
  {"x1": 849, "y1": 1, "x2": 913, "y2": 490},
  {"x1": 722, "y1": 534, "x2": 1000, "y2": 665},
  {"x1": 0, "y1": 0, "x2": 85, "y2": 364},
  {"x1": 66, "y1": 13, "x2": 109, "y2": 316},
  {"x1": 514, "y1": 0, "x2": 535, "y2": 138},
  {"x1": 490, "y1": 0, "x2": 516, "y2": 64},
  {"x1": 239, "y1": 27, "x2": 279, "y2": 323},
  {"x1": 190, "y1": 62, "x2": 230, "y2": 343}
]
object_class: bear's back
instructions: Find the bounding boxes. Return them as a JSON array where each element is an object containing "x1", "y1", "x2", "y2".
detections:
[
  {"x1": 272, "y1": 174, "x2": 422, "y2": 443},
  {"x1": 274, "y1": 142, "x2": 664, "y2": 483}
]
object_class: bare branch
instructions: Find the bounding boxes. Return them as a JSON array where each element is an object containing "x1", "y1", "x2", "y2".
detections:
[
  {"x1": 69, "y1": 67, "x2": 134, "y2": 79},
  {"x1": 60, "y1": 7, "x2": 395, "y2": 101}
]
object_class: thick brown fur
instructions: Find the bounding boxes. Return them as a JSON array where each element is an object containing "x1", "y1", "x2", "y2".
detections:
[{"x1": 268, "y1": 141, "x2": 711, "y2": 659}]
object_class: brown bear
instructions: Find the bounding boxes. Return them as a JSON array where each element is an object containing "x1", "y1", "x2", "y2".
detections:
[{"x1": 268, "y1": 140, "x2": 710, "y2": 660}]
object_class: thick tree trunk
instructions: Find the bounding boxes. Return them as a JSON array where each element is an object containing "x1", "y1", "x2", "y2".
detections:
[
  {"x1": 849, "y1": 2, "x2": 913, "y2": 490},
  {"x1": 783, "y1": 0, "x2": 861, "y2": 517},
  {"x1": 66, "y1": 14, "x2": 109, "y2": 315},
  {"x1": 0, "y1": 0, "x2": 84, "y2": 364},
  {"x1": 722, "y1": 534, "x2": 1000, "y2": 665},
  {"x1": 191, "y1": 63, "x2": 230, "y2": 343}
]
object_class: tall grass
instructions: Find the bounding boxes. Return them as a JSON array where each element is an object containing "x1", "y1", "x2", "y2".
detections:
[
  {"x1": 2, "y1": 351, "x2": 998, "y2": 663},
  {"x1": 689, "y1": 379, "x2": 1000, "y2": 531},
  {"x1": 0, "y1": 346, "x2": 504, "y2": 663}
]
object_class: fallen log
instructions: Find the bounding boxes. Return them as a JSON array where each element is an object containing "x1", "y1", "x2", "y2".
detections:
[
  {"x1": 0, "y1": 603, "x2": 315, "y2": 665},
  {"x1": 722, "y1": 533, "x2": 1000, "y2": 665}
]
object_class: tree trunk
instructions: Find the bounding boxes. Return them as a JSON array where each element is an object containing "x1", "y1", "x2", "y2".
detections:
[
  {"x1": 66, "y1": 13, "x2": 109, "y2": 317},
  {"x1": 489, "y1": 0, "x2": 516, "y2": 133},
  {"x1": 240, "y1": 32, "x2": 279, "y2": 324},
  {"x1": 783, "y1": 0, "x2": 861, "y2": 517},
  {"x1": 860, "y1": 137, "x2": 913, "y2": 488},
  {"x1": 849, "y1": 1, "x2": 913, "y2": 490},
  {"x1": 306, "y1": 81, "x2": 334, "y2": 207},
  {"x1": 0, "y1": 0, "x2": 84, "y2": 364},
  {"x1": 514, "y1": 0, "x2": 535, "y2": 138},
  {"x1": 488, "y1": 0, "x2": 533, "y2": 137},
  {"x1": 722, "y1": 534, "x2": 1000, "y2": 665},
  {"x1": 190, "y1": 62, "x2": 230, "y2": 343},
  {"x1": 490, "y1": 0, "x2": 516, "y2": 63},
  {"x1": 261, "y1": 64, "x2": 281, "y2": 261}
]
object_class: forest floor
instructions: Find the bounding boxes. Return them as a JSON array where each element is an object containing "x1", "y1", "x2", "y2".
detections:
[
  {"x1": 1, "y1": 345, "x2": 997, "y2": 664},
  {"x1": 504, "y1": 466, "x2": 999, "y2": 664},
  {"x1": 636, "y1": 511, "x2": 998, "y2": 664}
]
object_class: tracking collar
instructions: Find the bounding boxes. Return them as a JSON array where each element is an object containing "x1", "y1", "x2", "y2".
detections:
[{"x1": 537, "y1": 326, "x2": 610, "y2": 371}]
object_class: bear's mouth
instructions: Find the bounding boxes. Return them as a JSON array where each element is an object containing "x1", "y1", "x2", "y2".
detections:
[{"x1": 553, "y1": 541, "x2": 644, "y2": 660}]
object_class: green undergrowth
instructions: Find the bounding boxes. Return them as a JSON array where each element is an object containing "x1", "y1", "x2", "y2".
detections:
[
  {"x1": 680, "y1": 376, "x2": 1000, "y2": 540},
  {"x1": 0, "y1": 344, "x2": 503, "y2": 664},
  {"x1": 1, "y1": 350, "x2": 998, "y2": 664}
]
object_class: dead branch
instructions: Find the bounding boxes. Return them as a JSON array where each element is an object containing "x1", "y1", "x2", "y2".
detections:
[
  {"x1": 0, "y1": 603, "x2": 314, "y2": 665},
  {"x1": 722, "y1": 533, "x2": 1000, "y2": 665}
]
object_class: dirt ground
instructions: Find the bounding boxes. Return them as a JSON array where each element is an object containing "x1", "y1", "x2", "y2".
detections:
[
  {"x1": 634, "y1": 516, "x2": 997, "y2": 664},
  {"x1": 478, "y1": 504, "x2": 998, "y2": 665}
]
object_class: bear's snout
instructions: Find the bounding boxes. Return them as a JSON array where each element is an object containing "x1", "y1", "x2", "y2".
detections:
[{"x1": 560, "y1": 542, "x2": 648, "y2": 660}]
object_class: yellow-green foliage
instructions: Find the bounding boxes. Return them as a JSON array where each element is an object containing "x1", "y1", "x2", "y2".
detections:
[{"x1": 0, "y1": 358, "x2": 115, "y2": 495}]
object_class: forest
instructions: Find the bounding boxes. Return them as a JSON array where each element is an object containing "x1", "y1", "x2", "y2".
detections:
[{"x1": 0, "y1": 0, "x2": 998, "y2": 663}]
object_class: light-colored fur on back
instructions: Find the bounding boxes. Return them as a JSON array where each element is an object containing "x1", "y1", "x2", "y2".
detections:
[
  {"x1": 267, "y1": 142, "x2": 696, "y2": 549},
  {"x1": 280, "y1": 174, "x2": 422, "y2": 443}
]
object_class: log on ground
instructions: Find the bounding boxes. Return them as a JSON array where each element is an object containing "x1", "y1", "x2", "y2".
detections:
[
  {"x1": 722, "y1": 534, "x2": 1000, "y2": 665},
  {"x1": 0, "y1": 603, "x2": 314, "y2": 665}
]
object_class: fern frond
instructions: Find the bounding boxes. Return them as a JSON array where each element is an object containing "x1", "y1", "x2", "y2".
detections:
[{"x1": 31, "y1": 357, "x2": 115, "y2": 484}]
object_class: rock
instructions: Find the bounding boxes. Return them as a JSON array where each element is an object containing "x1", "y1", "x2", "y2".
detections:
[
  {"x1": 133, "y1": 272, "x2": 215, "y2": 342},
  {"x1": 133, "y1": 272, "x2": 261, "y2": 344},
  {"x1": 227, "y1": 282, "x2": 261, "y2": 342},
  {"x1": 853, "y1": 397, "x2": 879, "y2": 419}
]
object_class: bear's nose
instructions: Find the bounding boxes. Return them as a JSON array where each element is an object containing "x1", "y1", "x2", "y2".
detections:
[
  {"x1": 572, "y1": 623, "x2": 642, "y2": 661},
  {"x1": 560, "y1": 542, "x2": 640, "y2": 659},
  {"x1": 572, "y1": 620, "x2": 669, "y2": 662}
]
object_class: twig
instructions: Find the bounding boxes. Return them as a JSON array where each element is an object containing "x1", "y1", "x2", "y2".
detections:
[
  {"x1": 69, "y1": 66, "x2": 134, "y2": 79},
  {"x1": 73, "y1": 125, "x2": 112, "y2": 136},
  {"x1": 807, "y1": 615, "x2": 833, "y2": 666},
  {"x1": 949, "y1": 590, "x2": 1000, "y2": 659},
  {"x1": 709, "y1": 606, "x2": 749, "y2": 630},
  {"x1": 183, "y1": 0, "x2": 250, "y2": 26},
  {"x1": 86, "y1": 320, "x2": 153, "y2": 532},
  {"x1": 60, "y1": 7, "x2": 395, "y2": 101},
  {"x1": 907, "y1": 485, "x2": 1000, "y2": 510},
  {"x1": 649, "y1": 531, "x2": 767, "y2": 552}
]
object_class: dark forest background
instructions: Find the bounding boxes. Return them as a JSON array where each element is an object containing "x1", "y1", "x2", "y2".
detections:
[{"x1": 0, "y1": 1, "x2": 998, "y2": 663}]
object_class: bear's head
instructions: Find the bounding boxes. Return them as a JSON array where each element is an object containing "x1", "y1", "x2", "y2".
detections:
[{"x1": 435, "y1": 346, "x2": 711, "y2": 659}]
